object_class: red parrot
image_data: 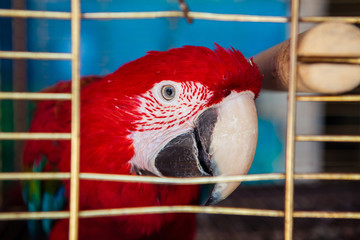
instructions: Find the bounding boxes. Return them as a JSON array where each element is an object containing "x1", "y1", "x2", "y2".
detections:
[{"x1": 22, "y1": 44, "x2": 262, "y2": 240}]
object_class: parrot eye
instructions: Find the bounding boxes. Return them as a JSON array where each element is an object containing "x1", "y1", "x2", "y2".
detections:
[{"x1": 161, "y1": 85, "x2": 176, "y2": 101}]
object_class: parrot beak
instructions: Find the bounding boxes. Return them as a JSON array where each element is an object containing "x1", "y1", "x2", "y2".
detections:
[
  {"x1": 154, "y1": 91, "x2": 258, "y2": 205},
  {"x1": 204, "y1": 91, "x2": 258, "y2": 204}
]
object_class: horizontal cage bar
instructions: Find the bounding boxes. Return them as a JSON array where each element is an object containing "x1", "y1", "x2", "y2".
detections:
[
  {"x1": 0, "y1": 9, "x2": 288, "y2": 22},
  {"x1": 83, "y1": 11, "x2": 289, "y2": 22},
  {"x1": 0, "y1": 132, "x2": 71, "y2": 140},
  {"x1": 0, "y1": 211, "x2": 69, "y2": 221},
  {"x1": 296, "y1": 135, "x2": 360, "y2": 142},
  {"x1": 296, "y1": 95, "x2": 360, "y2": 102},
  {"x1": 0, "y1": 51, "x2": 71, "y2": 60},
  {"x1": 293, "y1": 211, "x2": 360, "y2": 219},
  {"x1": 0, "y1": 172, "x2": 70, "y2": 180},
  {"x1": 298, "y1": 55, "x2": 360, "y2": 65},
  {"x1": 79, "y1": 206, "x2": 284, "y2": 218},
  {"x1": 0, "y1": 92, "x2": 71, "y2": 100},
  {"x1": 0, "y1": 172, "x2": 283, "y2": 182},
  {"x1": 0, "y1": 206, "x2": 284, "y2": 221},
  {"x1": 300, "y1": 16, "x2": 360, "y2": 24},
  {"x1": 1, "y1": 9, "x2": 358, "y2": 24},
  {"x1": 294, "y1": 173, "x2": 360, "y2": 181},
  {"x1": 79, "y1": 173, "x2": 285, "y2": 184},
  {"x1": 1, "y1": 207, "x2": 359, "y2": 221},
  {"x1": 1, "y1": 172, "x2": 359, "y2": 182},
  {"x1": 0, "y1": 9, "x2": 70, "y2": 19}
]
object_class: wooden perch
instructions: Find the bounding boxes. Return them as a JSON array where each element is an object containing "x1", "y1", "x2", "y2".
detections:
[{"x1": 253, "y1": 22, "x2": 360, "y2": 94}]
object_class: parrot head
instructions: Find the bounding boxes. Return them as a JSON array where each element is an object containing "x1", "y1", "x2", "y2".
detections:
[{"x1": 86, "y1": 44, "x2": 262, "y2": 205}]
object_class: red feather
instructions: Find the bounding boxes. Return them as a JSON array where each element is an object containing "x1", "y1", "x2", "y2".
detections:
[{"x1": 22, "y1": 45, "x2": 262, "y2": 240}]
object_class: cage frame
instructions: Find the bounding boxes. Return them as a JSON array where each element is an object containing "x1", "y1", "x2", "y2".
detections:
[{"x1": 0, "y1": 0, "x2": 360, "y2": 239}]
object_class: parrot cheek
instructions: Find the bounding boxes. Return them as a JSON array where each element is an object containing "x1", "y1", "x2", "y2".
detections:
[{"x1": 206, "y1": 91, "x2": 258, "y2": 205}]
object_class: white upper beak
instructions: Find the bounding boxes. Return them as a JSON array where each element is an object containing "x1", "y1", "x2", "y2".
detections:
[{"x1": 207, "y1": 91, "x2": 258, "y2": 204}]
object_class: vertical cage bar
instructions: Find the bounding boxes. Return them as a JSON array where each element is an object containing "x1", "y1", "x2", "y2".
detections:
[
  {"x1": 69, "y1": 0, "x2": 81, "y2": 239},
  {"x1": 284, "y1": 0, "x2": 300, "y2": 239}
]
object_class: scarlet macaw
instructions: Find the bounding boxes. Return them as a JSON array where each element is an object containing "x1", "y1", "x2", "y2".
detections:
[{"x1": 22, "y1": 44, "x2": 262, "y2": 240}]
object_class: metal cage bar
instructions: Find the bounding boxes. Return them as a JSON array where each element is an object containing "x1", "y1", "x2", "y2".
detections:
[
  {"x1": 296, "y1": 135, "x2": 360, "y2": 142},
  {"x1": 0, "y1": 132, "x2": 71, "y2": 140},
  {"x1": 0, "y1": 1, "x2": 359, "y2": 240},
  {"x1": 0, "y1": 92, "x2": 72, "y2": 100},
  {"x1": 1, "y1": 207, "x2": 360, "y2": 221},
  {"x1": 298, "y1": 55, "x2": 360, "y2": 65},
  {"x1": 68, "y1": 0, "x2": 81, "y2": 239},
  {"x1": 296, "y1": 95, "x2": 360, "y2": 102},
  {"x1": 0, "y1": 206, "x2": 284, "y2": 221},
  {"x1": 0, "y1": 172, "x2": 360, "y2": 183},
  {"x1": 1, "y1": 8, "x2": 360, "y2": 24},
  {"x1": 284, "y1": 0, "x2": 300, "y2": 239},
  {"x1": 0, "y1": 51, "x2": 72, "y2": 60}
]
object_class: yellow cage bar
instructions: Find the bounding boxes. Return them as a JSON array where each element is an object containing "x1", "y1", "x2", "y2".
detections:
[
  {"x1": 1, "y1": 8, "x2": 359, "y2": 24},
  {"x1": 68, "y1": 0, "x2": 81, "y2": 239},
  {"x1": 0, "y1": 92, "x2": 72, "y2": 100},
  {"x1": 0, "y1": 132, "x2": 71, "y2": 140},
  {"x1": 0, "y1": 1, "x2": 359, "y2": 240},
  {"x1": 284, "y1": 0, "x2": 300, "y2": 239},
  {"x1": 1, "y1": 171, "x2": 360, "y2": 183},
  {"x1": 0, "y1": 51, "x2": 72, "y2": 60}
]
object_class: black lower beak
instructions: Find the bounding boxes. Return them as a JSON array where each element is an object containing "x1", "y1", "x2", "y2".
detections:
[
  {"x1": 154, "y1": 130, "x2": 212, "y2": 177},
  {"x1": 154, "y1": 107, "x2": 218, "y2": 178}
]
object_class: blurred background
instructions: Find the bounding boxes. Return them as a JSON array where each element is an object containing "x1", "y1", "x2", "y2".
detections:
[{"x1": 0, "y1": 0, "x2": 359, "y2": 239}]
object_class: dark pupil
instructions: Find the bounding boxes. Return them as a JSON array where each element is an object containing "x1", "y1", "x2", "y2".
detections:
[{"x1": 165, "y1": 87, "x2": 174, "y2": 97}]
